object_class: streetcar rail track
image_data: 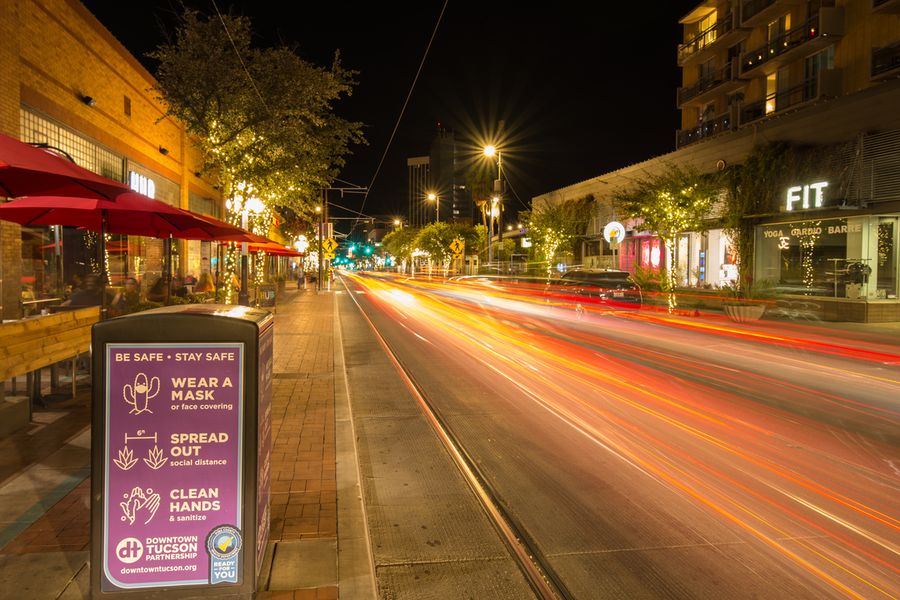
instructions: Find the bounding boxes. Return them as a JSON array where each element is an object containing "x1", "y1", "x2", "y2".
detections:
[{"x1": 341, "y1": 275, "x2": 574, "y2": 600}]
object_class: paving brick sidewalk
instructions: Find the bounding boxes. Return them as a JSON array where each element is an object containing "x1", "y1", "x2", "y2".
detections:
[{"x1": 0, "y1": 287, "x2": 342, "y2": 599}]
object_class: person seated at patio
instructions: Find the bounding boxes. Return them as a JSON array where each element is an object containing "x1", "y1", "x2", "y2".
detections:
[
  {"x1": 146, "y1": 275, "x2": 168, "y2": 303},
  {"x1": 61, "y1": 273, "x2": 103, "y2": 306},
  {"x1": 110, "y1": 277, "x2": 142, "y2": 316},
  {"x1": 171, "y1": 276, "x2": 188, "y2": 298},
  {"x1": 193, "y1": 271, "x2": 216, "y2": 294}
]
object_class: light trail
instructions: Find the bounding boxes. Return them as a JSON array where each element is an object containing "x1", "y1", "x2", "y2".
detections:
[{"x1": 343, "y1": 271, "x2": 900, "y2": 598}]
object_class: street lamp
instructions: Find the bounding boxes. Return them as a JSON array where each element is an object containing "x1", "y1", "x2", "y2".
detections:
[
  {"x1": 226, "y1": 192, "x2": 266, "y2": 305},
  {"x1": 427, "y1": 192, "x2": 439, "y2": 223},
  {"x1": 483, "y1": 145, "x2": 504, "y2": 270}
]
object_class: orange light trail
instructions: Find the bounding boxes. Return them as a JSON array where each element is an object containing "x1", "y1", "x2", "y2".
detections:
[{"x1": 343, "y1": 272, "x2": 900, "y2": 598}]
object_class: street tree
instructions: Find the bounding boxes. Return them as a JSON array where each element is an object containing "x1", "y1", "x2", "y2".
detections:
[
  {"x1": 524, "y1": 195, "x2": 595, "y2": 277},
  {"x1": 150, "y1": 9, "x2": 364, "y2": 301},
  {"x1": 150, "y1": 9, "x2": 364, "y2": 212},
  {"x1": 614, "y1": 164, "x2": 719, "y2": 311},
  {"x1": 415, "y1": 222, "x2": 456, "y2": 274},
  {"x1": 382, "y1": 227, "x2": 419, "y2": 274}
]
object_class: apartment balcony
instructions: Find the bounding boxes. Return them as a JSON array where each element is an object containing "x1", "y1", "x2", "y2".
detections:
[
  {"x1": 739, "y1": 69, "x2": 842, "y2": 125},
  {"x1": 740, "y1": 0, "x2": 804, "y2": 27},
  {"x1": 873, "y1": 0, "x2": 900, "y2": 13},
  {"x1": 678, "y1": 12, "x2": 749, "y2": 65},
  {"x1": 872, "y1": 42, "x2": 900, "y2": 80},
  {"x1": 676, "y1": 108, "x2": 737, "y2": 148},
  {"x1": 677, "y1": 61, "x2": 745, "y2": 107},
  {"x1": 740, "y1": 8, "x2": 844, "y2": 78}
]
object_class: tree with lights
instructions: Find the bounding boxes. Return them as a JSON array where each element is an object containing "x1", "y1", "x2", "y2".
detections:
[
  {"x1": 151, "y1": 9, "x2": 364, "y2": 300},
  {"x1": 415, "y1": 222, "x2": 456, "y2": 275},
  {"x1": 615, "y1": 165, "x2": 719, "y2": 311},
  {"x1": 382, "y1": 227, "x2": 419, "y2": 274},
  {"x1": 522, "y1": 195, "x2": 595, "y2": 277}
]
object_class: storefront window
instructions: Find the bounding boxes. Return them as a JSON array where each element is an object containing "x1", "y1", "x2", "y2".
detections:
[
  {"x1": 877, "y1": 218, "x2": 898, "y2": 299},
  {"x1": 756, "y1": 218, "x2": 855, "y2": 296},
  {"x1": 20, "y1": 226, "x2": 63, "y2": 313}
]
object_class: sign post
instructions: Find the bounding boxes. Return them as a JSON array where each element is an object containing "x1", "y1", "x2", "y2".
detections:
[
  {"x1": 603, "y1": 221, "x2": 626, "y2": 270},
  {"x1": 91, "y1": 304, "x2": 273, "y2": 599}
]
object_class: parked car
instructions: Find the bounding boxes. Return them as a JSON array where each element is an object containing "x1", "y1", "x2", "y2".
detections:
[{"x1": 545, "y1": 269, "x2": 643, "y2": 313}]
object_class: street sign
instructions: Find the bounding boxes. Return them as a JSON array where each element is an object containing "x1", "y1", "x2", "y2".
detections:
[
  {"x1": 603, "y1": 221, "x2": 626, "y2": 244},
  {"x1": 324, "y1": 252, "x2": 335, "y2": 260},
  {"x1": 322, "y1": 237, "x2": 338, "y2": 253},
  {"x1": 449, "y1": 238, "x2": 464, "y2": 254},
  {"x1": 452, "y1": 253, "x2": 462, "y2": 260}
]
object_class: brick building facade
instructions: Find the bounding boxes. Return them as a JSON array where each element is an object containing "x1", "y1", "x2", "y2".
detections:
[{"x1": 0, "y1": 0, "x2": 221, "y2": 319}]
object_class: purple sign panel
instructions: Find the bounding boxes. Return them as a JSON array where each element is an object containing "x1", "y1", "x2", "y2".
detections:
[{"x1": 103, "y1": 343, "x2": 244, "y2": 590}]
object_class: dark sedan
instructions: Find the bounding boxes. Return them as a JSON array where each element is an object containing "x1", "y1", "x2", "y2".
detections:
[{"x1": 545, "y1": 269, "x2": 643, "y2": 313}]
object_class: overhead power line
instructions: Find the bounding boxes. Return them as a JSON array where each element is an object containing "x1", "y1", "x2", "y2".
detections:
[{"x1": 352, "y1": 0, "x2": 449, "y2": 232}]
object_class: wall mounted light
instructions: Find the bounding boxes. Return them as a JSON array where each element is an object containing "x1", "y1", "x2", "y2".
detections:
[
  {"x1": 158, "y1": 146, "x2": 169, "y2": 156},
  {"x1": 80, "y1": 94, "x2": 96, "y2": 107}
]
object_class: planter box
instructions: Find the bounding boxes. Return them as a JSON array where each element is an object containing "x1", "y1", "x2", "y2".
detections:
[{"x1": 724, "y1": 304, "x2": 766, "y2": 323}]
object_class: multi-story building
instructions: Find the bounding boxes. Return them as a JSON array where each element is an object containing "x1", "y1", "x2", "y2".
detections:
[
  {"x1": 429, "y1": 127, "x2": 474, "y2": 225},
  {"x1": 406, "y1": 156, "x2": 430, "y2": 227},
  {"x1": 533, "y1": 0, "x2": 900, "y2": 321},
  {"x1": 0, "y1": 0, "x2": 222, "y2": 320}
]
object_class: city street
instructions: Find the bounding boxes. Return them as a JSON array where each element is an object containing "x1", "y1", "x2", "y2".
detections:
[{"x1": 339, "y1": 271, "x2": 900, "y2": 600}]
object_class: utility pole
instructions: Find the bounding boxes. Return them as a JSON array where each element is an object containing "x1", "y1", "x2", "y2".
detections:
[{"x1": 317, "y1": 185, "x2": 368, "y2": 291}]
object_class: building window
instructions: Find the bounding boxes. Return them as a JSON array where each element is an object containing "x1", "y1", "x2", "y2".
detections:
[
  {"x1": 765, "y1": 74, "x2": 777, "y2": 113},
  {"x1": 877, "y1": 218, "x2": 898, "y2": 299},
  {"x1": 767, "y1": 14, "x2": 790, "y2": 44},
  {"x1": 124, "y1": 95, "x2": 132, "y2": 118},
  {"x1": 804, "y1": 46, "x2": 834, "y2": 100},
  {"x1": 698, "y1": 11, "x2": 718, "y2": 50},
  {"x1": 755, "y1": 218, "x2": 858, "y2": 297},
  {"x1": 20, "y1": 108, "x2": 124, "y2": 182}
]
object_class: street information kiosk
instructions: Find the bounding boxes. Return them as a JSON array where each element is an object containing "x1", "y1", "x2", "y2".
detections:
[{"x1": 91, "y1": 304, "x2": 273, "y2": 599}]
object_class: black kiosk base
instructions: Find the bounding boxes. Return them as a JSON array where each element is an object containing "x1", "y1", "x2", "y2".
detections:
[{"x1": 90, "y1": 304, "x2": 273, "y2": 599}]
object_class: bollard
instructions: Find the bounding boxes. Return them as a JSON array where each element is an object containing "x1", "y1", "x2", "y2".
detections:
[{"x1": 91, "y1": 304, "x2": 273, "y2": 599}]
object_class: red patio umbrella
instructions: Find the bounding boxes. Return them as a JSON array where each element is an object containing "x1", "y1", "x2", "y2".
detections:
[
  {"x1": 0, "y1": 193, "x2": 254, "y2": 239},
  {"x1": 0, "y1": 193, "x2": 260, "y2": 314},
  {"x1": 0, "y1": 132, "x2": 129, "y2": 199}
]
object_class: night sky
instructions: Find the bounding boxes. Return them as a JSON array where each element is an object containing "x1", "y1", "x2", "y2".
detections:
[{"x1": 82, "y1": 1, "x2": 700, "y2": 224}]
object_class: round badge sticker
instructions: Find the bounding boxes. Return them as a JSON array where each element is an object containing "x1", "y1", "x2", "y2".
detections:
[{"x1": 206, "y1": 525, "x2": 242, "y2": 584}]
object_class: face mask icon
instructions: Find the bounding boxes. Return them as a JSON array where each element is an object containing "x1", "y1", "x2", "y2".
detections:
[{"x1": 124, "y1": 373, "x2": 160, "y2": 415}]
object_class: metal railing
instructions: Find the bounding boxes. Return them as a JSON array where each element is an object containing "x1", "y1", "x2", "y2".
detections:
[
  {"x1": 739, "y1": 78, "x2": 822, "y2": 124},
  {"x1": 741, "y1": 15, "x2": 819, "y2": 74},
  {"x1": 676, "y1": 110, "x2": 734, "y2": 148},
  {"x1": 678, "y1": 61, "x2": 738, "y2": 105},
  {"x1": 678, "y1": 13, "x2": 735, "y2": 63}
]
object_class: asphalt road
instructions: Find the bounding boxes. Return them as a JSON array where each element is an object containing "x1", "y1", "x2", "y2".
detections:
[{"x1": 340, "y1": 271, "x2": 900, "y2": 600}]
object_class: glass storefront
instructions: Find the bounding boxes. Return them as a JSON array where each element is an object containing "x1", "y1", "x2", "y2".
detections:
[
  {"x1": 876, "y1": 217, "x2": 898, "y2": 299},
  {"x1": 755, "y1": 216, "x2": 899, "y2": 299}
]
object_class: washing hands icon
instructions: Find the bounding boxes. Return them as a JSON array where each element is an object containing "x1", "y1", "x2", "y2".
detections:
[
  {"x1": 120, "y1": 486, "x2": 161, "y2": 525},
  {"x1": 124, "y1": 373, "x2": 160, "y2": 415}
]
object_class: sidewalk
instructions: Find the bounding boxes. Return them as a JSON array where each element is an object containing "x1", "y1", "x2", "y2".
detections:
[{"x1": 0, "y1": 287, "x2": 366, "y2": 599}]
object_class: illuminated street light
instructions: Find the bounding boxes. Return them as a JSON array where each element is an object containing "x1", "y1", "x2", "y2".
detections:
[
  {"x1": 483, "y1": 145, "x2": 505, "y2": 270},
  {"x1": 427, "y1": 191, "x2": 440, "y2": 223},
  {"x1": 226, "y1": 190, "x2": 267, "y2": 306}
]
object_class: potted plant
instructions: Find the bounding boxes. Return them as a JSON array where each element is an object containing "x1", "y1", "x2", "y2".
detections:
[{"x1": 721, "y1": 275, "x2": 774, "y2": 323}]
